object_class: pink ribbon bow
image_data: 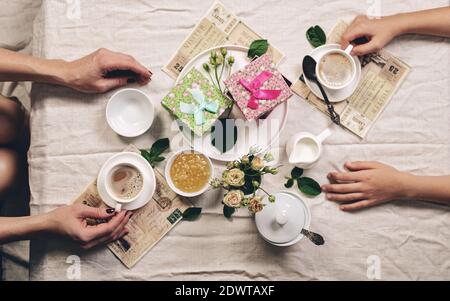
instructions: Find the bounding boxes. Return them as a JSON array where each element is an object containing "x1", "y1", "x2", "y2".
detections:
[{"x1": 239, "y1": 71, "x2": 281, "y2": 110}]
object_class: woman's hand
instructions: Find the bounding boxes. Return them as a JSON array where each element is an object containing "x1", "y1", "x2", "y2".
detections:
[
  {"x1": 341, "y1": 15, "x2": 401, "y2": 56},
  {"x1": 322, "y1": 161, "x2": 410, "y2": 211},
  {"x1": 45, "y1": 204, "x2": 132, "y2": 249},
  {"x1": 64, "y1": 48, "x2": 152, "y2": 93}
]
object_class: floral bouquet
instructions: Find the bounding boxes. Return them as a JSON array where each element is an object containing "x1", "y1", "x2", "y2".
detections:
[{"x1": 210, "y1": 147, "x2": 278, "y2": 218}]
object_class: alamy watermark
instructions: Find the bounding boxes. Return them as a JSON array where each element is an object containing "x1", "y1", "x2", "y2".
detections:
[
  {"x1": 366, "y1": 255, "x2": 381, "y2": 280},
  {"x1": 66, "y1": 255, "x2": 81, "y2": 280},
  {"x1": 65, "y1": 0, "x2": 81, "y2": 20}
]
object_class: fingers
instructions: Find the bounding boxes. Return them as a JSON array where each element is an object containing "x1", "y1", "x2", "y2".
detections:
[
  {"x1": 81, "y1": 227, "x2": 129, "y2": 250},
  {"x1": 339, "y1": 200, "x2": 376, "y2": 212},
  {"x1": 341, "y1": 16, "x2": 369, "y2": 50},
  {"x1": 327, "y1": 171, "x2": 363, "y2": 182},
  {"x1": 322, "y1": 182, "x2": 362, "y2": 194},
  {"x1": 84, "y1": 210, "x2": 128, "y2": 241},
  {"x1": 97, "y1": 77, "x2": 128, "y2": 93},
  {"x1": 326, "y1": 192, "x2": 366, "y2": 202},
  {"x1": 79, "y1": 211, "x2": 132, "y2": 250},
  {"x1": 351, "y1": 39, "x2": 382, "y2": 56},
  {"x1": 78, "y1": 205, "x2": 116, "y2": 220},
  {"x1": 103, "y1": 51, "x2": 151, "y2": 85},
  {"x1": 345, "y1": 161, "x2": 381, "y2": 171}
]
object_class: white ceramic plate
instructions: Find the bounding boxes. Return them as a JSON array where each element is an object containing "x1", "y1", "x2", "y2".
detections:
[
  {"x1": 97, "y1": 152, "x2": 156, "y2": 211},
  {"x1": 303, "y1": 44, "x2": 361, "y2": 103},
  {"x1": 175, "y1": 45, "x2": 289, "y2": 162},
  {"x1": 106, "y1": 88, "x2": 154, "y2": 137}
]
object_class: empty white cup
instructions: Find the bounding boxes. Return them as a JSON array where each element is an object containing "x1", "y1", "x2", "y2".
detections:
[{"x1": 106, "y1": 88, "x2": 155, "y2": 137}]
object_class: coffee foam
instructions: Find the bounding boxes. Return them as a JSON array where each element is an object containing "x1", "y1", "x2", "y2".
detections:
[
  {"x1": 109, "y1": 165, "x2": 143, "y2": 200},
  {"x1": 318, "y1": 52, "x2": 353, "y2": 87}
]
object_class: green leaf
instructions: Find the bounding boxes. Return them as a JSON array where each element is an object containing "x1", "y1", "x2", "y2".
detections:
[
  {"x1": 291, "y1": 167, "x2": 304, "y2": 179},
  {"x1": 153, "y1": 156, "x2": 165, "y2": 162},
  {"x1": 248, "y1": 39, "x2": 269, "y2": 59},
  {"x1": 306, "y1": 25, "x2": 326, "y2": 48},
  {"x1": 150, "y1": 138, "x2": 170, "y2": 157},
  {"x1": 140, "y1": 150, "x2": 153, "y2": 162},
  {"x1": 211, "y1": 118, "x2": 238, "y2": 153},
  {"x1": 241, "y1": 174, "x2": 261, "y2": 195},
  {"x1": 298, "y1": 177, "x2": 322, "y2": 196},
  {"x1": 223, "y1": 205, "x2": 235, "y2": 218},
  {"x1": 183, "y1": 207, "x2": 202, "y2": 221},
  {"x1": 284, "y1": 178, "x2": 294, "y2": 188}
]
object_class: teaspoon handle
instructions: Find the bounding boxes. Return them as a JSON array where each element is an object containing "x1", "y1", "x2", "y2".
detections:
[
  {"x1": 301, "y1": 228, "x2": 325, "y2": 246},
  {"x1": 316, "y1": 80, "x2": 341, "y2": 125}
]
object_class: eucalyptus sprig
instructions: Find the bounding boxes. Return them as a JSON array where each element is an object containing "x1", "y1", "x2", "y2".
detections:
[
  {"x1": 285, "y1": 167, "x2": 322, "y2": 196},
  {"x1": 140, "y1": 138, "x2": 170, "y2": 167},
  {"x1": 202, "y1": 48, "x2": 235, "y2": 94}
]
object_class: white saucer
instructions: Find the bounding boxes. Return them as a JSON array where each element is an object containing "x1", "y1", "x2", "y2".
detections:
[
  {"x1": 97, "y1": 152, "x2": 156, "y2": 211},
  {"x1": 303, "y1": 44, "x2": 361, "y2": 103}
]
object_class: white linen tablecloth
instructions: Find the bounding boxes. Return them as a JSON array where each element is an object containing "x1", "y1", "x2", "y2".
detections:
[{"x1": 28, "y1": 0, "x2": 450, "y2": 280}]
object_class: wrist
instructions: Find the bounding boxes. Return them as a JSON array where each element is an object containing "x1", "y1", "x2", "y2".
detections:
[
  {"x1": 45, "y1": 59, "x2": 73, "y2": 87},
  {"x1": 390, "y1": 12, "x2": 414, "y2": 36},
  {"x1": 398, "y1": 172, "x2": 419, "y2": 200}
]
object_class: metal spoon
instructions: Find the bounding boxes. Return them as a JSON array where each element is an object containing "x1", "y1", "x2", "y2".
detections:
[
  {"x1": 302, "y1": 55, "x2": 340, "y2": 125},
  {"x1": 301, "y1": 228, "x2": 325, "y2": 246}
]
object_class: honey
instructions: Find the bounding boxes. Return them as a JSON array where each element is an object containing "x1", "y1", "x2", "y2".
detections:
[{"x1": 170, "y1": 151, "x2": 211, "y2": 193}]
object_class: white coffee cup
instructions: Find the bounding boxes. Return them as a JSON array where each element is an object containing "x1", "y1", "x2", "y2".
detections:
[
  {"x1": 285, "y1": 128, "x2": 332, "y2": 169},
  {"x1": 316, "y1": 44, "x2": 355, "y2": 90},
  {"x1": 104, "y1": 161, "x2": 146, "y2": 212}
]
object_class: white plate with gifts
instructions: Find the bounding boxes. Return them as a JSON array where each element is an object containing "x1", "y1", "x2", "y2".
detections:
[{"x1": 164, "y1": 45, "x2": 291, "y2": 162}]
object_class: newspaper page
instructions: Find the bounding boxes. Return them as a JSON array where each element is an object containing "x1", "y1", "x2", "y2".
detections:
[
  {"x1": 291, "y1": 20, "x2": 411, "y2": 138},
  {"x1": 72, "y1": 145, "x2": 192, "y2": 268},
  {"x1": 162, "y1": 0, "x2": 284, "y2": 79}
]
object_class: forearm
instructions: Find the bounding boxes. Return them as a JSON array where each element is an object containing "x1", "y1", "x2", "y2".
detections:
[
  {"x1": 0, "y1": 213, "x2": 51, "y2": 244},
  {"x1": 402, "y1": 174, "x2": 450, "y2": 205},
  {"x1": 393, "y1": 7, "x2": 450, "y2": 37},
  {"x1": 0, "y1": 48, "x2": 69, "y2": 85}
]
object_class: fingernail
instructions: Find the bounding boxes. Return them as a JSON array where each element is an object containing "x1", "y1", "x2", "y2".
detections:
[{"x1": 106, "y1": 208, "x2": 115, "y2": 214}]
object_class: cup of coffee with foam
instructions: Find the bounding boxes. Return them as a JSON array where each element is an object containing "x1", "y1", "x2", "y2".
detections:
[
  {"x1": 316, "y1": 45, "x2": 356, "y2": 90},
  {"x1": 104, "y1": 161, "x2": 145, "y2": 212}
]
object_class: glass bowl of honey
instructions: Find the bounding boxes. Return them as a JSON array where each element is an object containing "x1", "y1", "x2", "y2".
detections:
[{"x1": 165, "y1": 149, "x2": 213, "y2": 197}]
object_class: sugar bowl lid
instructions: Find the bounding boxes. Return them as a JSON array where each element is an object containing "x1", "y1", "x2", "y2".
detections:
[{"x1": 255, "y1": 191, "x2": 311, "y2": 245}]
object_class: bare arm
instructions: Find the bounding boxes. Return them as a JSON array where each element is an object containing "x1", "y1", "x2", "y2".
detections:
[
  {"x1": 396, "y1": 7, "x2": 450, "y2": 37},
  {"x1": 322, "y1": 161, "x2": 450, "y2": 211},
  {"x1": 342, "y1": 7, "x2": 450, "y2": 56},
  {"x1": 0, "y1": 48, "x2": 152, "y2": 93},
  {"x1": 0, "y1": 204, "x2": 131, "y2": 249}
]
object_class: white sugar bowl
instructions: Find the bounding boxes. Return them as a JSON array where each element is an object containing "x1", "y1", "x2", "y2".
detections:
[{"x1": 255, "y1": 191, "x2": 311, "y2": 246}]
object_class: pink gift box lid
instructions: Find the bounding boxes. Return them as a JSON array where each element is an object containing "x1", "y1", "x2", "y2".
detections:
[{"x1": 224, "y1": 54, "x2": 293, "y2": 121}]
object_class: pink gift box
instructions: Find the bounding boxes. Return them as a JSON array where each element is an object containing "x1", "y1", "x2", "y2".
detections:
[{"x1": 224, "y1": 54, "x2": 293, "y2": 121}]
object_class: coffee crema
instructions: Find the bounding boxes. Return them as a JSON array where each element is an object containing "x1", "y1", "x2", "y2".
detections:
[
  {"x1": 109, "y1": 165, "x2": 143, "y2": 200},
  {"x1": 318, "y1": 52, "x2": 353, "y2": 87}
]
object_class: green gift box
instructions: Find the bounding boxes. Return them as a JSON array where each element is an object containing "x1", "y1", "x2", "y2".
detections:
[{"x1": 162, "y1": 68, "x2": 231, "y2": 136}]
